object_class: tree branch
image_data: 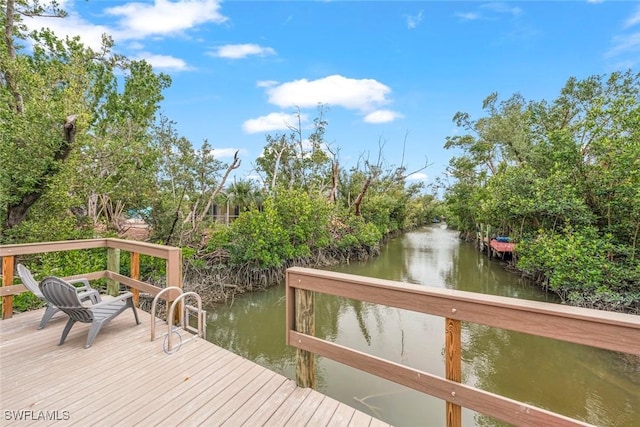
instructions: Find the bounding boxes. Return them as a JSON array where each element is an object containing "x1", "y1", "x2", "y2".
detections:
[{"x1": 195, "y1": 150, "x2": 241, "y2": 225}]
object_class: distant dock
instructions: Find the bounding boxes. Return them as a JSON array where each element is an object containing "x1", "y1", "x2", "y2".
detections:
[{"x1": 476, "y1": 224, "x2": 515, "y2": 260}]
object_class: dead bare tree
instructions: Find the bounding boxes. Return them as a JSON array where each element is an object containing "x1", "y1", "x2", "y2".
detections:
[
  {"x1": 352, "y1": 134, "x2": 430, "y2": 216},
  {"x1": 326, "y1": 145, "x2": 340, "y2": 203},
  {"x1": 353, "y1": 138, "x2": 385, "y2": 216},
  {"x1": 189, "y1": 150, "x2": 241, "y2": 233}
]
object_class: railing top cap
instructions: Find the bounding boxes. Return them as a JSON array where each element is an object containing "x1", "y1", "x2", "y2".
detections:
[
  {"x1": 286, "y1": 267, "x2": 640, "y2": 328},
  {"x1": 0, "y1": 238, "x2": 180, "y2": 257}
]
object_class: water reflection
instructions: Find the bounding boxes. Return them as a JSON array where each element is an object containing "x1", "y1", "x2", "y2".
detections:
[
  {"x1": 206, "y1": 225, "x2": 640, "y2": 426},
  {"x1": 207, "y1": 290, "x2": 296, "y2": 376}
]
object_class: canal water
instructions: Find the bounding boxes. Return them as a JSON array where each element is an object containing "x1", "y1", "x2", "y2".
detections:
[{"x1": 206, "y1": 224, "x2": 640, "y2": 426}]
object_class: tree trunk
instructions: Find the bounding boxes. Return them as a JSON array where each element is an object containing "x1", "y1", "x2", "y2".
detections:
[
  {"x1": 328, "y1": 159, "x2": 339, "y2": 203},
  {"x1": 4, "y1": 115, "x2": 77, "y2": 230},
  {"x1": 4, "y1": 0, "x2": 24, "y2": 113},
  {"x1": 196, "y1": 150, "x2": 241, "y2": 226},
  {"x1": 353, "y1": 176, "x2": 372, "y2": 216}
]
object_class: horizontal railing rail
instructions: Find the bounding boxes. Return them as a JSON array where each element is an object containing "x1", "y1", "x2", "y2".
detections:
[
  {"x1": 1, "y1": 238, "x2": 182, "y2": 319},
  {"x1": 286, "y1": 267, "x2": 640, "y2": 427}
]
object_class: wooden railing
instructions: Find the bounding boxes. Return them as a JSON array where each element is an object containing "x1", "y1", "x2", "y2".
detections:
[
  {"x1": 0, "y1": 238, "x2": 182, "y2": 319},
  {"x1": 286, "y1": 267, "x2": 640, "y2": 427}
]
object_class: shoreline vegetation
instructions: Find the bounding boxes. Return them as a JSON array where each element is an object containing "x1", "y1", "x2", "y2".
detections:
[
  {"x1": 178, "y1": 243, "x2": 382, "y2": 309},
  {"x1": 444, "y1": 72, "x2": 640, "y2": 315}
]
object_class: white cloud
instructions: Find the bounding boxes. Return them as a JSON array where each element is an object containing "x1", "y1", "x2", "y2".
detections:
[
  {"x1": 406, "y1": 10, "x2": 424, "y2": 29},
  {"x1": 23, "y1": 0, "x2": 229, "y2": 73},
  {"x1": 481, "y1": 2, "x2": 522, "y2": 17},
  {"x1": 257, "y1": 80, "x2": 279, "y2": 88},
  {"x1": 24, "y1": 13, "x2": 110, "y2": 51},
  {"x1": 211, "y1": 44, "x2": 276, "y2": 59},
  {"x1": 605, "y1": 33, "x2": 640, "y2": 69},
  {"x1": 456, "y1": 2, "x2": 522, "y2": 22},
  {"x1": 245, "y1": 173, "x2": 264, "y2": 183},
  {"x1": 127, "y1": 41, "x2": 145, "y2": 50},
  {"x1": 242, "y1": 112, "x2": 309, "y2": 134},
  {"x1": 603, "y1": 6, "x2": 640, "y2": 69},
  {"x1": 624, "y1": 6, "x2": 640, "y2": 29},
  {"x1": 406, "y1": 172, "x2": 428, "y2": 182},
  {"x1": 587, "y1": 0, "x2": 604, "y2": 3},
  {"x1": 455, "y1": 12, "x2": 481, "y2": 22},
  {"x1": 106, "y1": 0, "x2": 227, "y2": 40},
  {"x1": 136, "y1": 53, "x2": 191, "y2": 71},
  {"x1": 265, "y1": 75, "x2": 392, "y2": 112},
  {"x1": 363, "y1": 110, "x2": 404, "y2": 124},
  {"x1": 606, "y1": 32, "x2": 640, "y2": 58}
]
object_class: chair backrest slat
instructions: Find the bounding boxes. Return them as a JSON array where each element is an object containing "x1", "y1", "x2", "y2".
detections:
[
  {"x1": 17, "y1": 264, "x2": 43, "y2": 298},
  {"x1": 40, "y1": 277, "x2": 94, "y2": 323}
]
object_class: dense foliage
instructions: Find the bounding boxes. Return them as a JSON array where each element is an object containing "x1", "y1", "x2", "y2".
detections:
[
  {"x1": 443, "y1": 71, "x2": 640, "y2": 312},
  {"x1": 1, "y1": 1, "x2": 169, "y2": 242}
]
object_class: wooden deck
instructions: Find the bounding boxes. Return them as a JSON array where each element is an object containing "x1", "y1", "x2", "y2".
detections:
[{"x1": 0, "y1": 308, "x2": 390, "y2": 426}]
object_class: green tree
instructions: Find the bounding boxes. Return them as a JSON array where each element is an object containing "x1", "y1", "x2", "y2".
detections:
[
  {"x1": 226, "y1": 179, "x2": 263, "y2": 212},
  {"x1": 443, "y1": 71, "x2": 640, "y2": 311},
  {"x1": 255, "y1": 106, "x2": 332, "y2": 196},
  {"x1": 149, "y1": 117, "x2": 240, "y2": 246},
  {"x1": 227, "y1": 189, "x2": 332, "y2": 268},
  {"x1": 76, "y1": 59, "x2": 169, "y2": 231},
  {"x1": 1, "y1": 1, "x2": 170, "y2": 241}
]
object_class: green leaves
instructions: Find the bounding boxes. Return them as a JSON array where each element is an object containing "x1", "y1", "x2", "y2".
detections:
[
  {"x1": 518, "y1": 226, "x2": 639, "y2": 311},
  {"x1": 227, "y1": 190, "x2": 332, "y2": 268},
  {"x1": 1, "y1": 4, "x2": 170, "y2": 239},
  {"x1": 445, "y1": 71, "x2": 640, "y2": 311}
]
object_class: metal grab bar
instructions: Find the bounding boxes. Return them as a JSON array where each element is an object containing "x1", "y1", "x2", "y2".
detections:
[
  {"x1": 166, "y1": 292, "x2": 206, "y2": 353},
  {"x1": 150, "y1": 287, "x2": 206, "y2": 354},
  {"x1": 150, "y1": 286, "x2": 183, "y2": 342}
]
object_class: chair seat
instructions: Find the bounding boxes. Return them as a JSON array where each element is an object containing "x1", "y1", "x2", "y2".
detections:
[{"x1": 91, "y1": 300, "x2": 128, "y2": 320}]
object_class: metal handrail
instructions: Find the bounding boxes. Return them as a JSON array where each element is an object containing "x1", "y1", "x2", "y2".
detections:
[
  {"x1": 166, "y1": 292, "x2": 205, "y2": 353},
  {"x1": 150, "y1": 286, "x2": 182, "y2": 342},
  {"x1": 150, "y1": 287, "x2": 206, "y2": 354}
]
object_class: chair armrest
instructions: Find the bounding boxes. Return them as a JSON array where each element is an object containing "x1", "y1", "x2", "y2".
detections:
[
  {"x1": 78, "y1": 289, "x2": 101, "y2": 304},
  {"x1": 67, "y1": 278, "x2": 93, "y2": 292},
  {"x1": 90, "y1": 292, "x2": 133, "y2": 309}
]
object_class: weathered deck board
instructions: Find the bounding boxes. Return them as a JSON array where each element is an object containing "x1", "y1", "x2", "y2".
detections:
[
  {"x1": 218, "y1": 374, "x2": 290, "y2": 426},
  {"x1": 238, "y1": 378, "x2": 299, "y2": 426},
  {"x1": 0, "y1": 308, "x2": 391, "y2": 426},
  {"x1": 330, "y1": 403, "x2": 358, "y2": 426},
  {"x1": 262, "y1": 387, "x2": 313, "y2": 426},
  {"x1": 310, "y1": 396, "x2": 341, "y2": 425}
]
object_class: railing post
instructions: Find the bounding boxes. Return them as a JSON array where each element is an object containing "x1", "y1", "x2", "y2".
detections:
[
  {"x1": 295, "y1": 288, "x2": 315, "y2": 388},
  {"x1": 106, "y1": 247, "x2": 120, "y2": 296},
  {"x1": 130, "y1": 252, "x2": 140, "y2": 306},
  {"x1": 166, "y1": 249, "x2": 183, "y2": 323},
  {"x1": 446, "y1": 318, "x2": 462, "y2": 427},
  {"x1": 2, "y1": 256, "x2": 15, "y2": 319},
  {"x1": 486, "y1": 225, "x2": 492, "y2": 259}
]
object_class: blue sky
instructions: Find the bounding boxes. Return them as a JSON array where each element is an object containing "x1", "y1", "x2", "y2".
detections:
[{"x1": 25, "y1": 1, "x2": 640, "y2": 188}]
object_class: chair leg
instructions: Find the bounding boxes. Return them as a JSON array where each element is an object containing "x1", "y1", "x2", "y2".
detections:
[
  {"x1": 39, "y1": 305, "x2": 59, "y2": 329},
  {"x1": 85, "y1": 320, "x2": 106, "y2": 349},
  {"x1": 59, "y1": 318, "x2": 76, "y2": 345},
  {"x1": 129, "y1": 300, "x2": 140, "y2": 325}
]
